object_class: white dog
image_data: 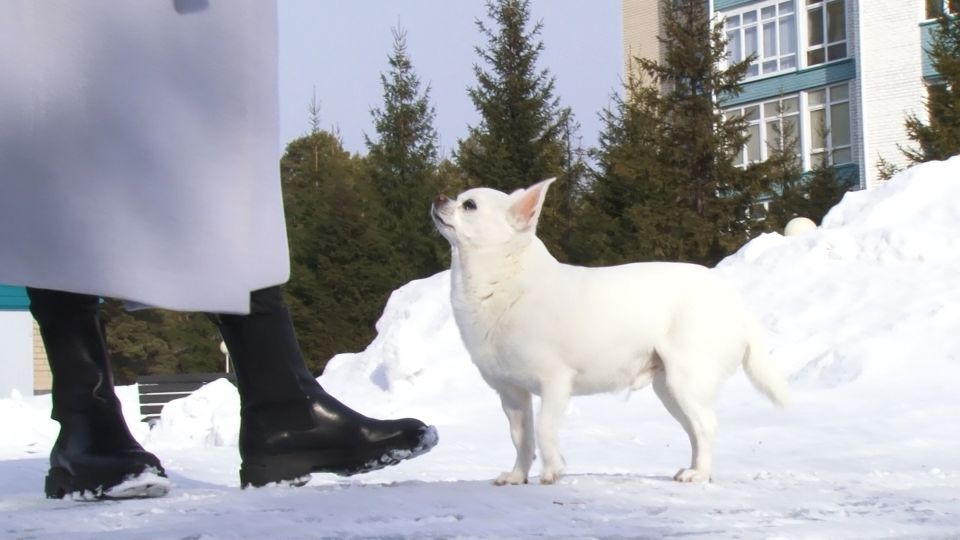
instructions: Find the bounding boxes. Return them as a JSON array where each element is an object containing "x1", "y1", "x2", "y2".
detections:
[{"x1": 431, "y1": 178, "x2": 790, "y2": 485}]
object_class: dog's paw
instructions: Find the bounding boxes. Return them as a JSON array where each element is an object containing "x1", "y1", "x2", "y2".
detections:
[
  {"x1": 539, "y1": 468, "x2": 563, "y2": 485},
  {"x1": 540, "y1": 472, "x2": 560, "y2": 486},
  {"x1": 673, "y1": 468, "x2": 711, "y2": 483},
  {"x1": 493, "y1": 471, "x2": 528, "y2": 486}
]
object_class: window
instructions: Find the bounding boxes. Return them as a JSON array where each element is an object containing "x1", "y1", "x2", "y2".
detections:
[
  {"x1": 726, "y1": 1, "x2": 798, "y2": 79},
  {"x1": 727, "y1": 84, "x2": 851, "y2": 170},
  {"x1": 728, "y1": 96, "x2": 801, "y2": 166},
  {"x1": 806, "y1": 0, "x2": 846, "y2": 66},
  {"x1": 808, "y1": 83, "x2": 852, "y2": 166},
  {"x1": 927, "y1": 0, "x2": 959, "y2": 19}
]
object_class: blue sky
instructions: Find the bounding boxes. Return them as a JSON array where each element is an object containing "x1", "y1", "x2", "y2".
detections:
[{"x1": 277, "y1": 1, "x2": 623, "y2": 158}]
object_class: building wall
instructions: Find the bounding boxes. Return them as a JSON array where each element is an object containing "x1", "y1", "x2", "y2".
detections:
[
  {"x1": 0, "y1": 311, "x2": 34, "y2": 398},
  {"x1": 33, "y1": 320, "x2": 51, "y2": 393},
  {"x1": 854, "y1": 0, "x2": 925, "y2": 189},
  {"x1": 623, "y1": 0, "x2": 937, "y2": 192},
  {"x1": 622, "y1": 0, "x2": 661, "y2": 81}
]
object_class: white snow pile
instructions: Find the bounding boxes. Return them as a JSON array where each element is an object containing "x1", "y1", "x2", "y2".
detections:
[
  {"x1": 144, "y1": 378, "x2": 240, "y2": 450},
  {"x1": 717, "y1": 156, "x2": 960, "y2": 393},
  {"x1": 1, "y1": 156, "x2": 959, "y2": 538}
]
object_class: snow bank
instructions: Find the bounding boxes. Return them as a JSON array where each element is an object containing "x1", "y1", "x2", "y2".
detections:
[
  {"x1": 0, "y1": 384, "x2": 146, "y2": 459},
  {"x1": 322, "y1": 156, "x2": 960, "y2": 406},
  {"x1": 320, "y1": 271, "x2": 497, "y2": 425},
  {"x1": 144, "y1": 378, "x2": 240, "y2": 449},
  {"x1": 716, "y1": 156, "x2": 960, "y2": 393}
]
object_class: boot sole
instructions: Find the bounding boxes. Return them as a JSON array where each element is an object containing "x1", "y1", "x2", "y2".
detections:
[
  {"x1": 45, "y1": 466, "x2": 171, "y2": 500},
  {"x1": 240, "y1": 425, "x2": 439, "y2": 488}
]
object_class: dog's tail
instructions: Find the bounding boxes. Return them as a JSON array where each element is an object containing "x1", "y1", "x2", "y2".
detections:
[{"x1": 742, "y1": 318, "x2": 791, "y2": 408}]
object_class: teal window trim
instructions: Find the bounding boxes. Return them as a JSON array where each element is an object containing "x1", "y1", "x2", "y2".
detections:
[
  {"x1": 825, "y1": 162, "x2": 860, "y2": 187},
  {"x1": 715, "y1": 0, "x2": 763, "y2": 10},
  {"x1": 720, "y1": 58, "x2": 856, "y2": 107},
  {"x1": 0, "y1": 284, "x2": 30, "y2": 311},
  {"x1": 758, "y1": 163, "x2": 860, "y2": 201}
]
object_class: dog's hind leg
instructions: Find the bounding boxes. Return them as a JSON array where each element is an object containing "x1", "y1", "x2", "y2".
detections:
[
  {"x1": 537, "y1": 373, "x2": 574, "y2": 484},
  {"x1": 652, "y1": 366, "x2": 718, "y2": 483},
  {"x1": 494, "y1": 384, "x2": 536, "y2": 486}
]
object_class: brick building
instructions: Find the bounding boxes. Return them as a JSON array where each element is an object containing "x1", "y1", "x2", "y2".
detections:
[{"x1": 622, "y1": 0, "x2": 954, "y2": 190}]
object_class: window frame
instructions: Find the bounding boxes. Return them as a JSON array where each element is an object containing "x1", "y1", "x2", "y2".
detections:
[
  {"x1": 725, "y1": 82, "x2": 853, "y2": 171},
  {"x1": 925, "y1": 0, "x2": 959, "y2": 20},
  {"x1": 805, "y1": 0, "x2": 848, "y2": 67},
  {"x1": 723, "y1": 0, "x2": 799, "y2": 80},
  {"x1": 806, "y1": 82, "x2": 853, "y2": 167},
  {"x1": 728, "y1": 95, "x2": 802, "y2": 166}
]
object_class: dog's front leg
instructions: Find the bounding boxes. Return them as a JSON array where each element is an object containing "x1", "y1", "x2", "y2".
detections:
[
  {"x1": 537, "y1": 374, "x2": 573, "y2": 484},
  {"x1": 494, "y1": 384, "x2": 535, "y2": 485}
]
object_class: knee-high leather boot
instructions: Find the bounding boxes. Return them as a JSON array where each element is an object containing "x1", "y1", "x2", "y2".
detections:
[
  {"x1": 28, "y1": 288, "x2": 169, "y2": 499},
  {"x1": 214, "y1": 286, "x2": 438, "y2": 488}
]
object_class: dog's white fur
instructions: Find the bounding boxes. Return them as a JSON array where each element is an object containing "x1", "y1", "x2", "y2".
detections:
[{"x1": 432, "y1": 178, "x2": 790, "y2": 485}]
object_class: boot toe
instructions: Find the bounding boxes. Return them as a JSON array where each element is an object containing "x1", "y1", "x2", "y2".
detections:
[{"x1": 239, "y1": 416, "x2": 439, "y2": 487}]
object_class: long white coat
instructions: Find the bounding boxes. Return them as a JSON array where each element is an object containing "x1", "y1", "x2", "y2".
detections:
[{"x1": 0, "y1": 1, "x2": 288, "y2": 313}]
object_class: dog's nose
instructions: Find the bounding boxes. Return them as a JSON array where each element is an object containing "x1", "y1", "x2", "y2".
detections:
[{"x1": 434, "y1": 194, "x2": 449, "y2": 206}]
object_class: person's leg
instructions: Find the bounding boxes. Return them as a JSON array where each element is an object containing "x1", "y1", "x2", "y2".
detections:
[
  {"x1": 27, "y1": 288, "x2": 169, "y2": 499},
  {"x1": 214, "y1": 286, "x2": 438, "y2": 488}
]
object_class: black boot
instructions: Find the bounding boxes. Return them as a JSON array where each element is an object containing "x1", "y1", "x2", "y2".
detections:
[
  {"x1": 215, "y1": 286, "x2": 438, "y2": 488},
  {"x1": 28, "y1": 288, "x2": 170, "y2": 499}
]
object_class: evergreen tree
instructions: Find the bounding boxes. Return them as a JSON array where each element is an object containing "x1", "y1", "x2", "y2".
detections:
[
  {"x1": 762, "y1": 116, "x2": 849, "y2": 230},
  {"x1": 585, "y1": 76, "x2": 675, "y2": 265},
  {"x1": 280, "y1": 128, "x2": 398, "y2": 374},
  {"x1": 101, "y1": 301, "x2": 222, "y2": 384},
  {"x1": 902, "y1": 1, "x2": 960, "y2": 163},
  {"x1": 539, "y1": 113, "x2": 591, "y2": 264},
  {"x1": 758, "y1": 115, "x2": 806, "y2": 230},
  {"x1": 588, "y1": 0, "x2": 760, "y2": 266},
  {"x1": 365, "y1": 28, "x2": 447, "y2": 281},
  {"x1": 456, "y1": 0, "x2": 572, "y2": 195},
  {"x1": 875, "y1": 155, "x2": 903, "y2": 181}
]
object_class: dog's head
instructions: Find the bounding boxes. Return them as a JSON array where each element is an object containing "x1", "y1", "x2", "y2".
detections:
[{"x1": 431, "y1": 178, "x2": 555, "y2": 252}]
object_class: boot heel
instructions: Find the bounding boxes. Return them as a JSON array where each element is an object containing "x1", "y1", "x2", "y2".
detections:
[
  {"x1": 44, "y1": 467, "x2": 73, "y2": 499},
  {"x1": 239, "y1": 456, "x2": 314, "y2": 488}
]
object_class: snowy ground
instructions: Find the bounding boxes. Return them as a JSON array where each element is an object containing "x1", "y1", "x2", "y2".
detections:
[{"x1": 2, "y1": 157, "x2": 960, "y2": 539}]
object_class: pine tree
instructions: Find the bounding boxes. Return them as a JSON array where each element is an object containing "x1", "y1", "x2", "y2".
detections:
[
  {"x1": 588, "y1": 0, "x2": 760, "y2": 266},
  {"x1": 762, "y1": 115, "x2": 849, "y2": 230},
  {"x1": 456, "y1": 0, "x2": 572, "y2": 194},
  {"x1": 902, "y1": 1, "x2": 960, "y2": 163},
  {"x1": 586, "y1": 76, "x2": 676, "y2": 265},
  {"x1": 365, "y1": 28, "x2": 447, "y2": 281},
  {"x1": 101, "y1": 301, "x2": 222, "y2": 384},
  {"x1": 280, "y1": 129, "x2": 396, "y2": 373},
  {"x1": 759, "y1": 115, "x2": 805, "y2": 230},
  {"x1": 539, "y1": 113, "x2": 591, "y2": 264},
  {"x1": 101, "y1": 301, "x2": 176, "y2": 384},
  {"x1": 764, "y1": 163, "x2": 848, "y2": 231}
]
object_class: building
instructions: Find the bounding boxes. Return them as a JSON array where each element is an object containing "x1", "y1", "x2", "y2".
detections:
[
  {"x1": 622, "y1": 0, "x2": 954, "y2": 190},
  {"x1": 0, "y1": 285, "x2": 50, "y2": 397}
]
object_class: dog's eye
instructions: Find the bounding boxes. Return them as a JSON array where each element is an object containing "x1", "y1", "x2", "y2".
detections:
[{"x1": 462, "y1": 199, "x2": 477, "y2": 211}]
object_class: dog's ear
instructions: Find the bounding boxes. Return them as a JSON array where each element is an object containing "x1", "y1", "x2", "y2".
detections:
[{"x1": 507, "y1": 178, "x2": 556, "y2": 231}]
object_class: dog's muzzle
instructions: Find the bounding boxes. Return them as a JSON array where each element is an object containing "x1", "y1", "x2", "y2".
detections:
[
  {"x1": 432, "y1": 195, "x2": 453, "y2": 228},
  {"x1": 431, "y1": 207, "x2": 451, "y2": 228}
]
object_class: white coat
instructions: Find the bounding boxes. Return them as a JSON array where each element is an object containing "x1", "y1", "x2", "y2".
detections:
[{"x1": 0, "y1": 0, "x2": 288, "y2": 314}]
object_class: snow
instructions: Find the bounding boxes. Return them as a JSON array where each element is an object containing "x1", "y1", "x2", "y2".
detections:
[{"x1": 2, "y1": 157, "x2": 960, "y2": 538}]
